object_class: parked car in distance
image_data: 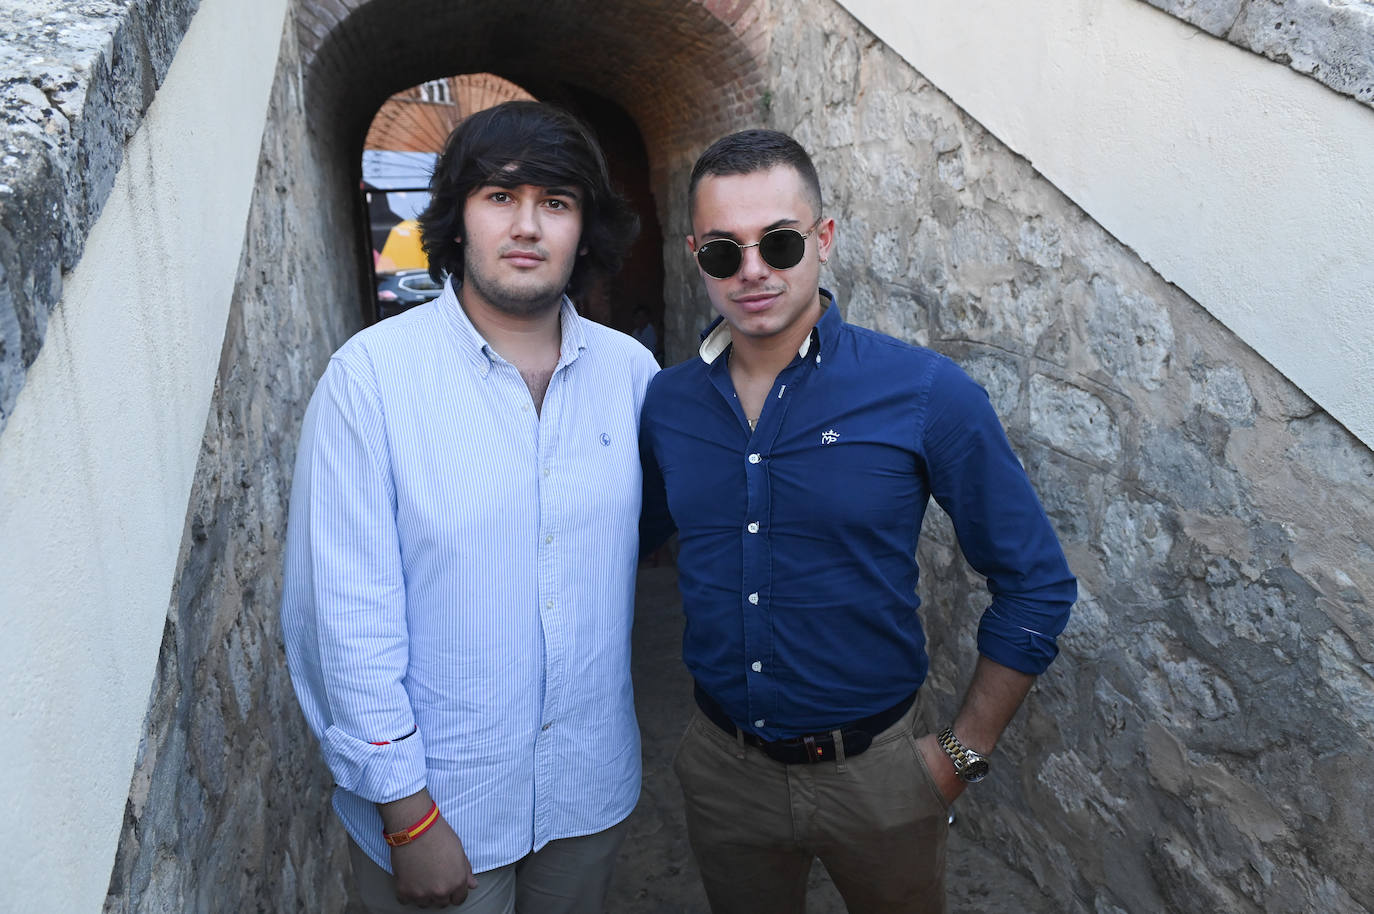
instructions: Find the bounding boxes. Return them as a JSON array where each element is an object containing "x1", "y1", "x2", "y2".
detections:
[{"x1": 377, "y1": 269, "x2": 443, "y2": 319}]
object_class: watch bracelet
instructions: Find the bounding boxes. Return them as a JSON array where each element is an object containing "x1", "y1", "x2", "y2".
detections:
[{"x1": 936, "y1": 725, "x2": 989, "y2": 779}]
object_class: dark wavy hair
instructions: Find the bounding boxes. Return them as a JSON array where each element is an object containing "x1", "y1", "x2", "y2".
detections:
[
  {"x1": 688, "y1": 129, "x2": 823, "y2": 221},
  {"x1": 418, "y1": 101, "x2": 639, "y2": 296}
]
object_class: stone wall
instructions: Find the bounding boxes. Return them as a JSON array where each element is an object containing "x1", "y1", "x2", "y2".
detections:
[
  {"x1": 0, "y1": 0, "x2": 201, "y2": 433},
  {"x1": 1140, "y1": 0, "x2": 1374, "y2": 107},
  {"x1": 744, "y1": 3, "x2": 1374, "y2": 911},
  {"x1": 101, "y1": 14, "x2": 363, "y2": 912}
]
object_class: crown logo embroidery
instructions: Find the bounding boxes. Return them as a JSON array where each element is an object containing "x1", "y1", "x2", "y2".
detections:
[{"x1": 820, "y1": 428, "x2": 840, "y2": 445}]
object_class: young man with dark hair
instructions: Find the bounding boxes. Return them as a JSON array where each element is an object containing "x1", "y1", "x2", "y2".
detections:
[
  {"x1": 282, "y1": 101, "x2": 655, "y2": 913},
  {"x1": 639, "y1": 129, "x2": 1077, "y2": 913}
]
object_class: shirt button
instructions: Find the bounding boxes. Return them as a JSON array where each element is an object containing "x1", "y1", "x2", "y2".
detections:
[
  {"x1": 751, "y1": 661, "x2": 762, "y2": 672},
  {"x1": 747, "y1": 522, "x2": 760, "y2": 534},
  {"x1": 546, "y1": 600, "x2": 554, "y2": 609},
  {"x1": 747, "y1": 592, "x2": 759, "y2": 604},
  {"x1": 541, "y1": 722, "x2": 552, "y2": 731},
  {"x1": 545, "y1": 534, "x2": 554, "y2": 544},
  {"x1": 543, "y1": 468, "x2": 551, "y2": 477},
  {"x1": 748, "y1": 453, "x2": 761, "y2": 464},
  {"x1": 754, "y1": 720, "x2": 765, "y2": 728}
]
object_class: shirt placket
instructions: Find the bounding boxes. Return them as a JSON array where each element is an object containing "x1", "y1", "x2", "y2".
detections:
[
  {"x1": 532, "y1": 357, "x2": 569, "y2": 847},
  {"x1": 740, "y1": 420, "x2": 772, "y2": 731},
  {"x1": 718, "y1": 354, "x2": 809, "y2": 736}
]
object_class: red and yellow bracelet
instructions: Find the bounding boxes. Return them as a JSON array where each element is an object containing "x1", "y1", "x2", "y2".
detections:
[{"x1": 384, "y1": 801, "x2": 440, "y2": 847}]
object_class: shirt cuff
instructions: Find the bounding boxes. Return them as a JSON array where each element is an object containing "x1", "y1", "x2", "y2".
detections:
[
  {"x1": 323, "y1": 724, "x2": 428, "y2": 803},
  {"x1": 976, "y1": 611, "x2": 1062, "y2": 676}
]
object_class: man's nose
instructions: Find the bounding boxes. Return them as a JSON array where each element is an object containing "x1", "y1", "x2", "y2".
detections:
[
  {"x1": 511, "y1": 199, "x2": 542, "y2": 238},
  {"x1": 737, "y1": 243, "x2": 770, "y2": 281}
]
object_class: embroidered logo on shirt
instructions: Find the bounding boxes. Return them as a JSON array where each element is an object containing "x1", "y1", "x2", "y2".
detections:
[
  {"x1": 600, "y1": 433, "x2": 612, "y2": 446},
  {"x1": 821, "y1": 428, "x2": 840, "y2": 445}
]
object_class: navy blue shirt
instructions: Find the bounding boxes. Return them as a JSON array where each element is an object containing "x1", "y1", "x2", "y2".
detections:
[{"x1": 640, "y1": 292, "x2": 1076, "y2": 740}]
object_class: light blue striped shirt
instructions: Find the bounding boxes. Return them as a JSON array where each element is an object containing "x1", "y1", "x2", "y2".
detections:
[{"x1": 281, "y1": 281, "x2": 657, "y2": 874}]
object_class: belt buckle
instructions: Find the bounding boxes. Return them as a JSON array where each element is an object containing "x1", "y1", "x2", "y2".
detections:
[
  {"x1": 802, "y1": 734, "x2": 821, "y2": 763},
  {"x1": 844, "y1": 729, "x2": 874, "y2": 757}
]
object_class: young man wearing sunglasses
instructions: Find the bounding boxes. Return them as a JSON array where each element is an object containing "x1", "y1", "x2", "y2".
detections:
[
  {"x1": 282, "y1": 102, "x2": 656, "y2": 913},
  {"x1": 638, "y1": 130, "x2": 1076, "y2": 913}
]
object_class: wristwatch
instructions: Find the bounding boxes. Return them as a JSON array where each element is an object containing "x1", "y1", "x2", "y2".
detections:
[{"x1": 936, "y1": 726, "x2": 991, "y2": 783}]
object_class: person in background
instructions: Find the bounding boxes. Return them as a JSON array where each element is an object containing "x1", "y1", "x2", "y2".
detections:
[{"x1": 630, "y1": 305, "x2": 659, "y2": 363}]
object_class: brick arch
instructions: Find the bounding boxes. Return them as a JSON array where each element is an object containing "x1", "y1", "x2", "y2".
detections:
[
  {"x1": 298, "y1": 0, "x2": 768, "y2": 178},
  {"x1": 364, "y1": 73, "x2": 537, "y2": 153}
]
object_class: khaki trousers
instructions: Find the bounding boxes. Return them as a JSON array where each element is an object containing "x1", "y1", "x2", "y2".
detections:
[
  {"x1": 348, "y1": 818, "x2": 628, "y2": 914},
  {"x1": 673, "y1": 693, "x2": 950, "y2": 914}
]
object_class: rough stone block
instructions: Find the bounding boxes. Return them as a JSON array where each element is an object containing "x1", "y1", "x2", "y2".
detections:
[
  {"x1": 1140, "y1": 0, "x2": 1247, "y2": 37},
  {"x1": 1229, "y1": 0, "x2": 1374, "y2": 102},
  {"x1": 1100, "y1": 497, "x2": 1174, "y2": 577},
  {"x1": 1029, "y1": 374, "x2": 1123, "y2": 463},
  {"x1": 1085, "y1": 277, "x2": 1175, "y2": 391},
  {"x1": 868, "y1": 226, "x2": 907, "y2": 281},
  {"x1": 1142, "y1": 0, "x2": 1374, "y2": 107},
  {"x1": 1190, "y1": 360, "x2": 1257, "y2": 425},
  {"x1": 845, "y1": 281, "x2": 930, "y2": 347},
  {"x1": 961, "y1": 350, "x2": 1022, "y2": 419},
  {"x1": 0, "y1": 0, "x2": 202, "y2": 434}
]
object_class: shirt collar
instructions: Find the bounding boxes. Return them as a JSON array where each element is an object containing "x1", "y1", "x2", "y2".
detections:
[
  {"x1": 440, "y1": 277, "x2": 586, "y2": 376},
  {"x1": 697, "y1": 288, "x2": 838, "y2": 365}
]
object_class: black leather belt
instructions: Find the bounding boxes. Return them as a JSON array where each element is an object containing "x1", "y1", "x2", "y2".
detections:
[{"x1": 693, "y1": 684, "x2": 916, "y2": 765}]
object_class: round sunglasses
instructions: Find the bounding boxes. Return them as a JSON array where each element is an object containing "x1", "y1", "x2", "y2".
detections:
[{"x1": 694, "y1": 217, "x2": 823, "y2": 279}]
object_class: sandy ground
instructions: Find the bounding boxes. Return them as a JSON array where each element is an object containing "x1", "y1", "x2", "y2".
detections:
[{"x1": 607, "y1": 563, "x2": 1055, "y2": 914}]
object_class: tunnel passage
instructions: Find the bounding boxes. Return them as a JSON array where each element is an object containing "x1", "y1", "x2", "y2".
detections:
[{"x1": 297, "y1": 0, "x2": 770, "y2": 359}]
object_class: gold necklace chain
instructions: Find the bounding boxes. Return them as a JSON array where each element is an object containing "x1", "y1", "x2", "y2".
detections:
[{"x1": 729, "y1": 348, "x2": 761, "y2": 430}]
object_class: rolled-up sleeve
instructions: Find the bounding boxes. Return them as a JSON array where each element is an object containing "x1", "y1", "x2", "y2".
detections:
[
  {"x1": 281, "y1": 357, "x2": 427, "y2": 803},
  {"x1": 919, "y1": 358, "x2": 1077, "y2": 675}
]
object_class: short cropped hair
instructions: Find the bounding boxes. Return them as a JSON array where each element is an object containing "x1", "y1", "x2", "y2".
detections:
[
  {"x1": 419, "y1": 101, "x2": 639, "y2": 295},
  {"x1": 687, "y1": 129, "x2": 823, "y2": 220}
]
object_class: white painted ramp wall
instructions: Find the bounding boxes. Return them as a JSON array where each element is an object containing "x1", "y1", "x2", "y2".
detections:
[
  {"x1": 835, "y1": 0, "x2": 1374, "y2": 448},
  {"x1": 0, "y1": 0, "x2": 289, "y2": 907}
]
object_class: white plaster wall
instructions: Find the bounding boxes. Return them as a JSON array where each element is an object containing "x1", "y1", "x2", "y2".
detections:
[
  {"x1": 835, "y1": 0, "x2": 1374, "y2": 448},
  {"x1": 0, "y1": 0, "x2": 288, "y2": 907}
]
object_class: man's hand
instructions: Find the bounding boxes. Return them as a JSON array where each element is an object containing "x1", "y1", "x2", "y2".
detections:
[
  {"x1": 915, "y1": 732, "x2": 967, "y2": 808},
  {"x1": 917, "y1": 656, "x2": 1038, "y2": 807},
  {"x1": 391, "y1": 816, "x2": 478, "y2": 907},
  {"x1": 380, "y1": 790, "x2": 478, "y2": 907}
]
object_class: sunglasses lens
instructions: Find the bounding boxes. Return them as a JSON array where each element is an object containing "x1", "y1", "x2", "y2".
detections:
[
  {"x1": 696, "y1": 226, "x2": 811, "y2": 279},
  {"x1": 759, "y1": 229, "x2": 807, "y2": 271},
  {"x1": 697, "y1": 240, "x2": 742, "y2": 279}
]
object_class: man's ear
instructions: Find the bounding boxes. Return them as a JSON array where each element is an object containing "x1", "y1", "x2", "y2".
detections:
[
  {"x1": 685, "y1": 234, "x2": 697, "y2": 254},
  {"x1": 815, "y1": 217, "x2": 836, "y2": 263}
]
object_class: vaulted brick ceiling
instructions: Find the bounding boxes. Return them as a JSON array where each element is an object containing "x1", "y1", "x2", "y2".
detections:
[{"x1": 298, "y1": 0, "x2": 768, "y2": 177}]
